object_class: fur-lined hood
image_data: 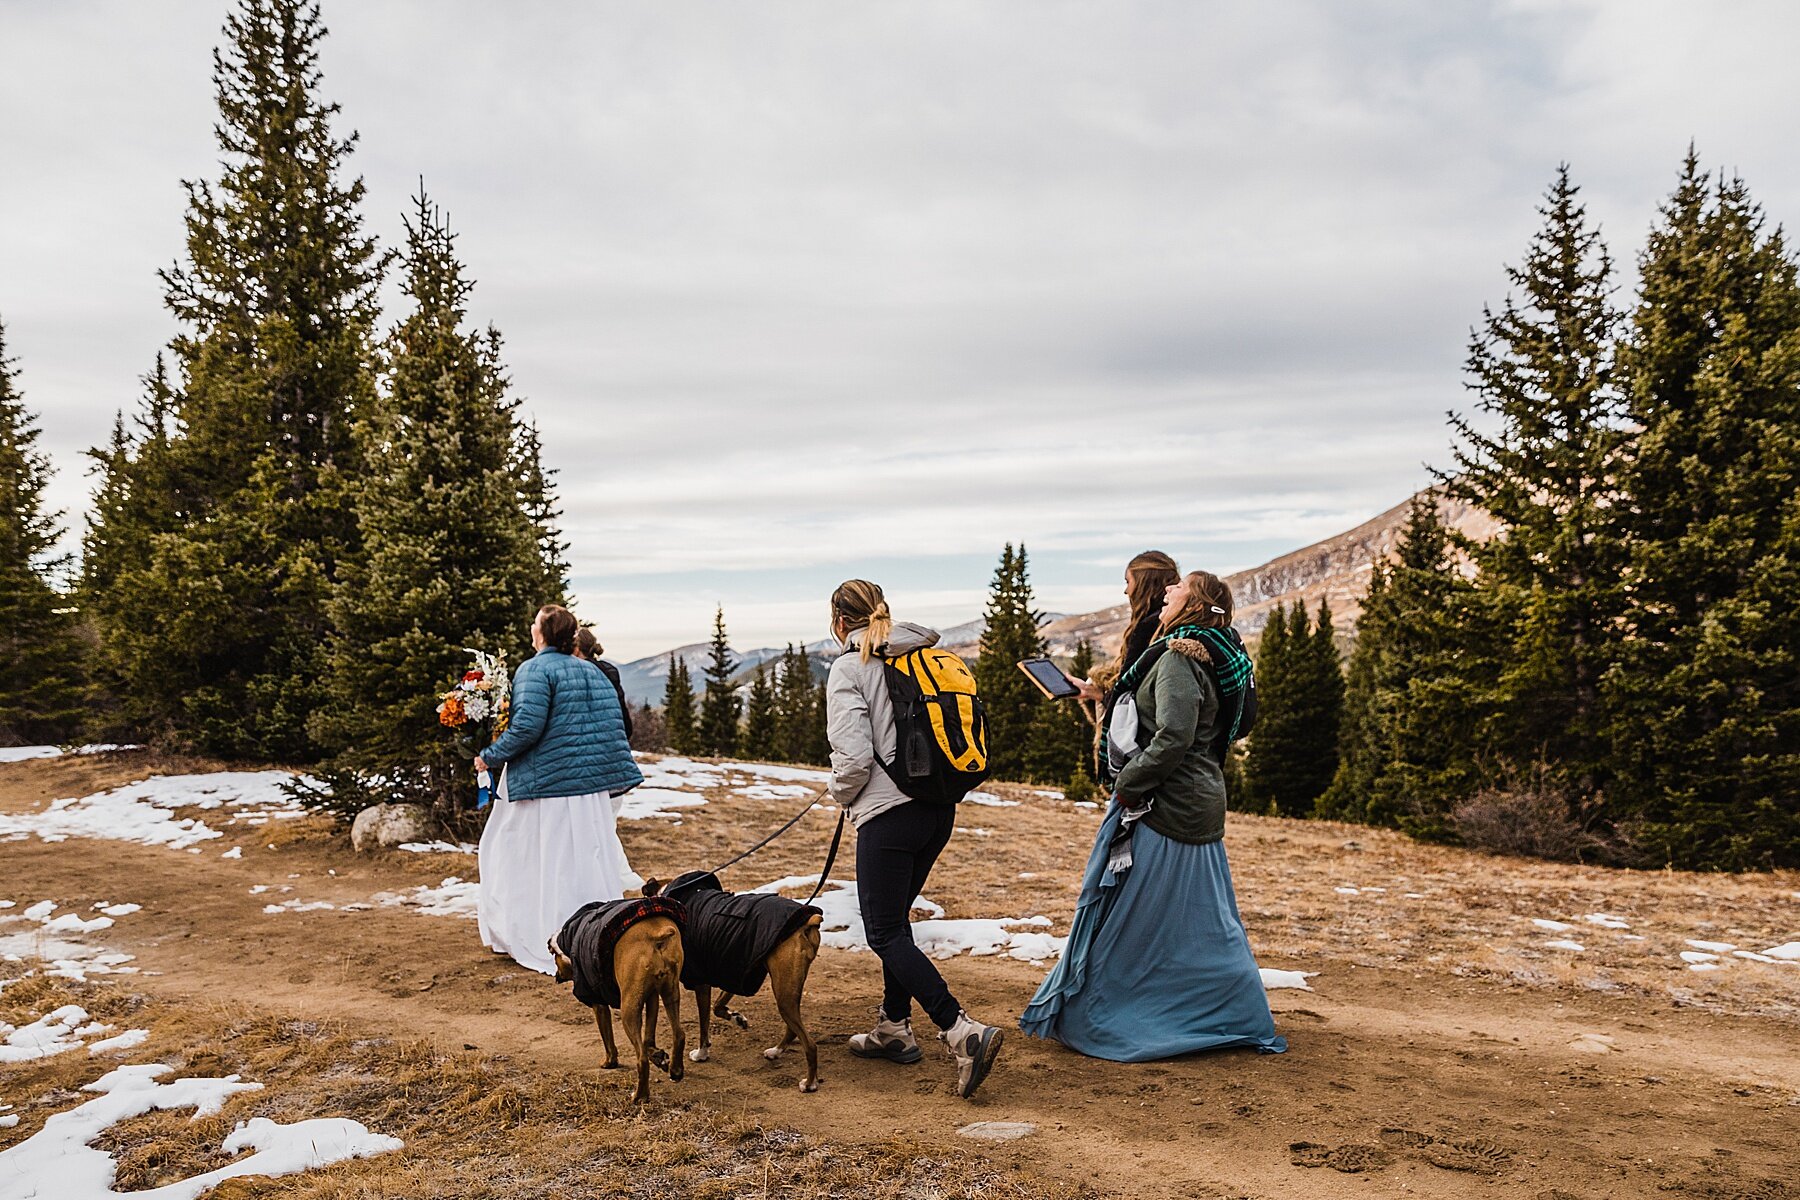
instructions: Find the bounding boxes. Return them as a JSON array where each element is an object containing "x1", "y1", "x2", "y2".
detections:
[{"x1": 1167, "y1": 637, "x2": 1213, "y2": 664}]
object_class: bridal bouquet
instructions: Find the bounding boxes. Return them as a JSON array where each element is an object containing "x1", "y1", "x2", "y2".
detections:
[{"x1": 437, "y1": 648, "x2": 511, "y2": 756}]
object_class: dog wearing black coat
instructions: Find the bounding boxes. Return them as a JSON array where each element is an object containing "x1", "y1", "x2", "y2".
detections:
[
  {"x1": 642, "y1": 871, "x2": 825, "y2": 1092},
  {"x1": 548, "y1": 896, "x2": 688, "y2": 1103}
]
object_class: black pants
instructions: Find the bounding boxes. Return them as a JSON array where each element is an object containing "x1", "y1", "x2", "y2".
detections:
[{"x1": 855, "y1": 801, "x2": 961, "y2": 1030}]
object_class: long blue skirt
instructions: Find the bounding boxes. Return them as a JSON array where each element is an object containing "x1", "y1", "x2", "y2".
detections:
[{"x1": 1020, "y1": 806, "x2": 1286, "y2": 1062}]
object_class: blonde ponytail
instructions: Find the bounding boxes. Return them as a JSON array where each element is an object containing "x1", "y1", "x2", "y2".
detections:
[{"x1": 830, "y1": 579, "x2": 893, "y2": 662}]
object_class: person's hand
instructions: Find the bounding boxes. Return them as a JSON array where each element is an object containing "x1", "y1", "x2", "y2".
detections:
[
  {"x1": 1074, "y1": 677, "x2": 1104, "y2": 703},
  {"x1": 473, "y1": 755, "x2": 488, "y2": 773}
]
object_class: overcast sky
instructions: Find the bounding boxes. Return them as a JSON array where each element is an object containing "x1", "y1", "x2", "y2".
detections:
[{"x1": 4, "y1": 1, "x2": 1798, "y2": 660}]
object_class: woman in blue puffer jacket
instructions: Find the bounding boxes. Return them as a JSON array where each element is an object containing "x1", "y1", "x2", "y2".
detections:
[{"x1": 473, "y1": 604, "x2": 644, "y2": 974}]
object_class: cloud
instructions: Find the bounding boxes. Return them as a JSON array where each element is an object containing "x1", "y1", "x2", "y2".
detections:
[{"x1": 3, "y1": 0, "x2": 1798, "y2": 658}]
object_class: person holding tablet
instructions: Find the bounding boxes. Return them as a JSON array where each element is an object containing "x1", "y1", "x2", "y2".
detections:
[{"x1": 1019, "y1": 570, "x2": 1285, "y2": 1061}]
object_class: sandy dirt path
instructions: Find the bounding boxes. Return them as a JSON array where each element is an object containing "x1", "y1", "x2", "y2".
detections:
[{"x1": 2, "y1": 755, "x2": 1796, "y2": 1199}]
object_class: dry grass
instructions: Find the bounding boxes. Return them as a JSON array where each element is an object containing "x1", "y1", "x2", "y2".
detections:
[{"x1": 1, "y1": 975, "x2": 1094, "y2": 1200}]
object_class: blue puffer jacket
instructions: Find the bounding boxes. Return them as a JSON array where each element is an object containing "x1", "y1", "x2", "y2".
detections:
[{"x1": 481, "y1": 648, "x2": 644, "y2": 802}]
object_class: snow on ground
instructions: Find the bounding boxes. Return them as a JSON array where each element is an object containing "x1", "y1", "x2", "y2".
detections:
[
  {"x1": 965, "y1": 792, "x2": 1019, "y2": 808},
  {"x1": 1543, "y1": 939, "x2": 1586, "y2": 952},
  {"x1": 621, "y1": 756, "x2": 827, "y2": 821},
  {"x1": 1685, "y1": 939, "x2": 1736, "y2": 953},
  {"x1": 750, "y1": 876, "x2": 1067, "y2": 965},
  {"x1": 0, "y1": 744, "x2": 141, "y2": 764},
  {"x1": 1259, "y1": 969, "x2": 1317, "y2": 991},
  {"x1": 399, "y1": 840, "x2": 477, "y2": 854},
  {"x1": 1, "y1": 900, "x2": 141, "y2": 984},
  {"x1": 374, "y1": 877, "x2": 480, "y2": 919},
  {"x1": 0, "y1": 771, "x2": 309, "y2": 852},
  {"x1": 1763, "y1": 941, "x2": 1800, "y2": 960},
  {"x1": 1532, "y1": 918, "x2": 1576, "y2": 932},
  {"x1": 1583, "y1": 912, "x2": 1631, "y2": 929},
  {"x1": 0, "y1": 1061, "x2": 401, "y2": 1199}
]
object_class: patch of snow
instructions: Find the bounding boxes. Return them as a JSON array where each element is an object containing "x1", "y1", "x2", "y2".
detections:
[
  {"x1": 97, "y1": 904, "x2": 141, "y2": 917},
  {"x1": 0, "y1": 1005, "x2": 99, "y2": 1063},
  {"x1": 750, "y1": 876, "x2": 1063, "y2": 964},
  {"x1": 1403, "y1": 892, "x2": 1425, "y2": 899},
  {"x1": 1583, "y1": 913, "x2": 1630, "y2": 929},
  {"x1": 1333, "y1": 886, "x2": 1361, "y2": 895},
  {"x1": 615, "y1": 788, "x2": 710, "y2": 821},
  {"x1": 726, "y1": 760, "x2": 832, "y2": 784},
  {"x1": 1073, "y1": 801, "x2": 1100, "y2": 810},
  {"x1": 1260, "y1": 969, "x2": 1316, "y2": 990},
  {"x1": 965, "y1": 792, "x2": 1020, "y2": 808},
  {"x1": 1678, "y1": 951, "x2": 1720, "y2": 964},
  {"x1": 262, "y1": 899, "x2": 335, "y2": 914},
  {"x1": 1532, "y1": 918, "x2": 1575, "y2": 932},
  {"x1": 398, "y1": 840, "x2": 477, "y2": 854},
  {"x1": 1761, "y1": 941, "x2": 1800, "y2": 961},
  {"x1": 22, "y1": 900, "x2": 55, "y2": 921},
  {"x1": 0, "y1": 746, "x2": 62, "y2": 763},
  {"x1": 731, "y1": 784, "x2": 814, "y2": 801},
  {"x1": 1732, "y1": 950, "x2": 1782, "y2": 964},
  {"x1": 375, "y1": 877, "x2": 480, "y2": 919},
  {"x1": 1543, "y1": 939, "x2": 1586, "y2": 952},
  {"x1": 0, "y1": 771, "x2": 309, "y2": 851},
  {"x1": 221, "y1": 846, "x2": 243, "y2": 859},
  {"x1": 1688, "y1": 962, "x2": 1721, "y2": 973},
  {"x1": 0, "y1": 1115, "x2": 15, "y2": 1128},
  {"x1": 954, "y1": 826, "x2": 992, "y2": 837},
  {"x1": 0, "y1": 1062, "x2": 400, "y2": 1198},
  {"x1": 1031, "y1": 789, "x2": 1065, "y2": 800},
  {"x1": 88, "y1": 1028, "x2": 149, "y2": 1055},
  {"x1": 1684, "y1": 939, "x2": 1736, "y2": 953}
]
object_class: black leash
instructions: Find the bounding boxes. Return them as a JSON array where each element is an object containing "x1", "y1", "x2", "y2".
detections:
[{"x1": 703, "y1": 790, "x2": 846, "y2": 905}]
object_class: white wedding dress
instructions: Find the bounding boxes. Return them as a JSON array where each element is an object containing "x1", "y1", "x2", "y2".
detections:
[{"x1": 477, "y1": 769, "x2": 639, "y2": 975}]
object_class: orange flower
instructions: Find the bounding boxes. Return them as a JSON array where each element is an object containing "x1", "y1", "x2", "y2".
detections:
[{"x1": 438, "y1": 692, "x2": 468, "y2": 727}]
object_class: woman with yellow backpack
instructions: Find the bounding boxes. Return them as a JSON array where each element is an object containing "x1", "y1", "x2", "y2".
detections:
[{"x1": 824, "y1": 579, "x2": 1005, "y2": 1100}]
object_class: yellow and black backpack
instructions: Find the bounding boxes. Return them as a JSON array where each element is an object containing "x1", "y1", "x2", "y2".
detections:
[{"x1": 876, "y1": 647, "x2": 991, "y2": 804}]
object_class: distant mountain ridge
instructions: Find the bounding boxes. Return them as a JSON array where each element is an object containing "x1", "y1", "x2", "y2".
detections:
[{"x1": 614, "y1": 486, "x2": 1494, "y2": 705}]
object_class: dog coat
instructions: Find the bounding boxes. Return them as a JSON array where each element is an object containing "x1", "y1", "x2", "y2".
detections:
[
  {"x1": 557, "y1": 896, "x2": 687, "y2": 1009},
  {"x1": 662, "y1": 871, "x2": 823, "y2": 997}
]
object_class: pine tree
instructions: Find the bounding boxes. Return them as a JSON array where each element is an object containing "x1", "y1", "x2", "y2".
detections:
[
  {"x1": 83, "y1": 0, "x2": 381, "y2": 760},
  {"x1": 1445, "y1": 166, "x2": 1625, "y2": 797},
  {"x1": 663, "y1": 656, "x2": 697, "y2": 755},
  {"x1": 309, "y1": 188, "x2": 564, "y2": 808},
  {"x1": 740, "y1": 664, "x2": 778, "y2": 762},
  {"x1": 774, "y1": 644, "x2": 816, "y2": 763},
  {"x1": 696, "y1": 607, "x2": 739, "y2": 757},
  {"x1": 0, "y1": 318, "x2": 89, "y2": 744},
  {"x1": 1317, "y1": 499, "x2": 1497, "y2": 836},
  {"x1": 1603, "y1": 155, "x2": 1800, "y2": 869},
  {"x1": 1239, "y1": 603, "x2": 1294, "y2": 814},
  {"x1": 973, "y1": 543, "x2": 1046, "y2": 782},
  {"x1": 808, "y1": 678, "x2": 832, "y2": 766}
]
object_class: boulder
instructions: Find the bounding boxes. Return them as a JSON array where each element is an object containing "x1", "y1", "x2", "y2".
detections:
[{"x1": 351, "y1": 803, "x2": 433, "y2": 853}]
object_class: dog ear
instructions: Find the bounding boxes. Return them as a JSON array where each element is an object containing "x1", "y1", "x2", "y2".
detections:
[{"x1": 641, "y1": 877, "x2": 663, "y2": 897}]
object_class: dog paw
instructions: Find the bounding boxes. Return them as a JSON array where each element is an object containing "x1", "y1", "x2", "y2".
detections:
[
  {"x1": 670, "y1": 1062, "x2": 685, "y2": 1083},
  {"x1": 688, "y1": 1047, "x2": 711, "y2": 1063},
  {"x1": 728, "y1": 1011, "x2": 750, "y2": 1029},
  {"x1": 763, "y1": 1046, "x2": 784, "y2": 1061},
  {"x1": 600, "y1": 1059, "x2": 621, "y2": 1071},
  {"x1": 799, "y1": 1078, "x2": 819, "y2": 1093},
  {"x1": 649, "y1": 1048, "x2": 671, "y2": 1072}
]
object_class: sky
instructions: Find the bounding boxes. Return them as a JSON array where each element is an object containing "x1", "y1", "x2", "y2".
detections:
[{"x1": 3, "y1": 0, "x2": 1799, "y2": 661}]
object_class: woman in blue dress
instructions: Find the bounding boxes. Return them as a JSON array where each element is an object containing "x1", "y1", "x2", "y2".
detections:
[{"x1": 1021, "y1": 571, "x2": 1285, "y2": 1061}]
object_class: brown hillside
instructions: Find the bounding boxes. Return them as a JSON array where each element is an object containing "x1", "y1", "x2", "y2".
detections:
[{"x1": 1036, "y1": 487, "x2": 1497, "y2": 657}]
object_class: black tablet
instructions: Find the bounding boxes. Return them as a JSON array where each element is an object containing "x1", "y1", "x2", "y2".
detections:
[{"x1": 1017, "y1": 657, "x2": 1081, "y2": 700}]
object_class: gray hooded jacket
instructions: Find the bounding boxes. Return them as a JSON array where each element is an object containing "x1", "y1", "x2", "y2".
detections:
[{"x1": 825, "y1": 621, "x2": 940, "y2": 828}]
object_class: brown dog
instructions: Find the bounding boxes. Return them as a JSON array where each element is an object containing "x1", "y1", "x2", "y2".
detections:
[
  {"x1": 549, "y1": 897, "x2": 687, "y2": 1103},
  {"x1": 644, "y1": 871, "x2": 824, "y2": 1092}
]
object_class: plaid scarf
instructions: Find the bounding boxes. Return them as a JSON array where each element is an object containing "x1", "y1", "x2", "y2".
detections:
[{"x1": 1116, "y1": 623, "x2": 1255, "y2": 741}]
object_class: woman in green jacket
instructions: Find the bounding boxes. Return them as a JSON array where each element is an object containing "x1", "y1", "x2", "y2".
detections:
[{"x1": 1020, "y1": 571, "x2": 1285, "y2": 1061}]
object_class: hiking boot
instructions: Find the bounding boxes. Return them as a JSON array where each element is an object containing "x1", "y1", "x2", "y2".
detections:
[
  {"x1": 848, "y1": 1011, "x2": 924, "y2": 1064},
  {"x1": 942, "y1": 1011, "x2": 1003, "y2": 1099}
]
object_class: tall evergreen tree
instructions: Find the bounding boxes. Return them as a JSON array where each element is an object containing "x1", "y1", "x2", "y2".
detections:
[
  {"x1": 973, "y1": 543, "x2": 1045, "y2": 782},
  {"x1": 808, "y1": 678, "x2": 832, "y2": 766},
  {"x1": 773, "y1": 643, "x2": 816, "y2": 763},
  {"x1": 696, "y1": 607, "x2": 739, "y2": 757},
  {"x1": 83, "y1": 0, "x2": 382, "y2": 759},
  {"x1": 1317, "y1": 499, "x2": 1497, "y2": 836},
  {"x1": 663, "y1": 655, "x2": 697, "y2": 755},
  {"x1": 740, "y1": 664, "x2": 778, "y2": 762},
  {"x1": 309, "y1": 188, "x2": 564, "y2": 805},
  {"x1": 1444, "y1": 166, "x2": 1625, "y2": 796},
  {"x1": 1240, "y1": 603, "x2": 1295, "y2": 814},
  {"x1": 0, "y1": 318, "x2": 89, "y2": 744},
  {"x1": 1604, "y1": 155, "x2": 1800, "y2": 869}
]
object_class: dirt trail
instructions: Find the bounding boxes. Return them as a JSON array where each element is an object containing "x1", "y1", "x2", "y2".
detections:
[{"x1": 3, "y1": 754, "x2": 1797, "y2": 1200}]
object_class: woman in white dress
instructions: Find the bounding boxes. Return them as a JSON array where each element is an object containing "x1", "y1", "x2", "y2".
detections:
[{"x1": 472, "y1": 605, "x2": 644, "y2": 974}]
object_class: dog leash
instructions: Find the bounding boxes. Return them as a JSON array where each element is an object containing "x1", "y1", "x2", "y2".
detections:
[{"x1": 702, "y1": 790, "x2": 845, "y2": 906}]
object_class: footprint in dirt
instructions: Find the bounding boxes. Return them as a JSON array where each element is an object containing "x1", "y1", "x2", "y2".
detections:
[
  {"x1": 1280, "y1": 1008, "x2": 1328, "y2": 1023},
  {"x1": 1379, "y1": 1127, "x2": 1514, "y2": 1176},
  {"x1": 1289, "y1": 1141, "x2": 1391, "y2": 1173}
]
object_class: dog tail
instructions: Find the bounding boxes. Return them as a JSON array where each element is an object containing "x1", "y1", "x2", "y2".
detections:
[{"x1": 802, "y1": 912, "x2": 823, "y2": 948}]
